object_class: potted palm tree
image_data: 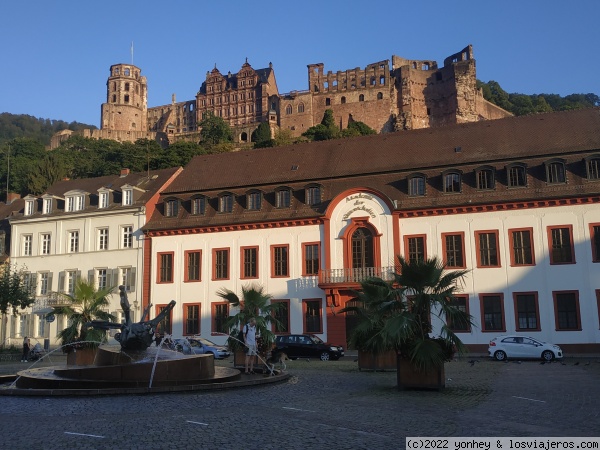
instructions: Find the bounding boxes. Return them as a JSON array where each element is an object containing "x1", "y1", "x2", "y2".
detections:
[
  {"x1": 50, "y1": 278, "x2": 116, "y2": 366},
  {"x1": 342, "y1": 256, "x2": 472, "y2": 390},
  {"x1": 217, "y1": 283, "x2": 282, "y2": 370}
]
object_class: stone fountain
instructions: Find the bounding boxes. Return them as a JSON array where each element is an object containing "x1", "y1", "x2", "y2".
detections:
[{"x1": 3, "y1": 287, "x2": 287, "y2": 395}]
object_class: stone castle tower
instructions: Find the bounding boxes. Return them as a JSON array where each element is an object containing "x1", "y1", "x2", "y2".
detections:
[{"x1": 101, "y1": 64, "x2": 148, "y2": 131}]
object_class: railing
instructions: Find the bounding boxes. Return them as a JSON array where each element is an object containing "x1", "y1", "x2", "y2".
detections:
[
  {"x1": 43, "y1": 292, "x2": 69, "y2": 308},
  {"x1": 319, "y1": 266, "x2": 396, "y2": 284}
]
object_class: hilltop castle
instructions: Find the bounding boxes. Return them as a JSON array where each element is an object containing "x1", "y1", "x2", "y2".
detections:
[{"x1": 51, "y1": 45, "x2": 510, "y2": 149}]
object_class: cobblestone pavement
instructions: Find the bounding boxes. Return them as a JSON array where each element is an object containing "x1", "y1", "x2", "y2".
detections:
[{"x1": 0, "y1": 355, "x2": 599, "y2": 450}]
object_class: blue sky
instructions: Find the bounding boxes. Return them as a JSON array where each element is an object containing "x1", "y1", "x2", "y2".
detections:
[{"x1": 1, "y1": 1, "x2": 598, "y2": 128}]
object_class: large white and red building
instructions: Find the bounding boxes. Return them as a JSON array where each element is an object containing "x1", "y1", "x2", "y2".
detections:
[{"x1": 143, "y1": 108, "x2": 600, "y2": 353}]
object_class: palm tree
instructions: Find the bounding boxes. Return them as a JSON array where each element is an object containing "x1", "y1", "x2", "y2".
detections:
[
  {"x1": 217, "y1": 283, "x2": 282, "y2": 353},
  {"x1": 50, "y1": 278, "x2": 116, "y2": 350},
  {"x1": 343, "y1": 256, "x2": 473, "y2": 374}
]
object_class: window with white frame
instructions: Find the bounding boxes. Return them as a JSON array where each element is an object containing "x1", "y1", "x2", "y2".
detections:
[
  {"x1": 68, "y1": 231, "x2": 79, "y2": 253},
  {"x1": 97, "y1": 269, "x2": 108, "y2": 290},
  {"x1": 122, "y1": 226, "x2": 133, "y2": 248},
  {"x1": 41, "y1": 233, "x2": 51, "y2": 255},
  {"x1": 99, "y1": 192, "x2": 109, "y2": 209},
  {"x1": 98, "y1": 228, "x2": 109, "y2": 250},
  {"x1": 37, "y1": 316, "x2": 45, "y2": 337},
  {"x1": 122, "y1": 189, "x2": 133, "y2": 206},
  {"x1": 120, "y1": 267, "x2": 135, "y2": 291},
  {"x1": 22, "y1": 235, "x2": 32, "y2": 256},
  {"x1": 39, "y1": 272, "x2": 50, "y2": 295},
  {"x1": 66, "y1": 194, "x2": 85, "y2": 212},
  {"x1": 43, "y1": 198, "x2": 52, "y2": 214},
  {"x1": 66, "y1": 270, "x2": 77, "y2": 294},
  {"x1": 25, "y1": 200, "x2": 34, "y2": 216}
]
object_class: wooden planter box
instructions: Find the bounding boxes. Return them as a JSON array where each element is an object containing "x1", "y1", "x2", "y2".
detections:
[
  {"x1": 396, "y1": 356, "x2": 445, "y2": 391},
  {"x1": 66, "y1": 347, "x2": 98, "y2": 366},
  {"x1": 358, "y1": 350, "x2": 397, "y2": 371},
  {"x1": 233, "y1": 350, "x2": 261, "y2": 371}
]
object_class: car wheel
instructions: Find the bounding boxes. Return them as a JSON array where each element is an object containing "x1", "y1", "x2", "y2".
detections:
[
  {"x1": 207, "y1": 352, "x2": 216, "y2": 358},
  {"x1": 494, "y1": 350, "x2": 507, "y2": 361},
  {"x1": 320, "y1": 352, "x2": 330, "y2": 361},
  {"x1": 541, "y1": 350, "x2": 554, "y2": 361}
]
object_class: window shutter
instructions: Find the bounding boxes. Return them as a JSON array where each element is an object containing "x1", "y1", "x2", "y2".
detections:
[
  {"x1": 88, "y1": 269, "x2": 95, "y2": 284},
  {"x1": 47, "y1": 273, "x2": 53, "y2": 292},
  {"x1": 129, "y1": 267, "x2": 136, "y2": 292},
  {"x1": 58, "y1": 271, "x2": 65, "y2": 293},
  {"x1": 106, "y1": 269, "x2": 114, "y2": 290},
  {"x1": 76, "y1": 270, "x2": 81, "y2": 282}
]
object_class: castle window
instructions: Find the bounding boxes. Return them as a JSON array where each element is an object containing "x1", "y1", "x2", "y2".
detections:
[
  {"x1": 124, "y1": 68, "x2": 130, "y2": 76},
  {"x1": 379, "y1": 76, "x2": 385, "y2": 85},
  {"x1": 408, "y1": 174, "x2": 426, "y2": 197},
  {"x1": 507, "y1": 164, "x2": 527, "y2": 188},
  {"x1": 360, "y1": 77, "x2": 365, "y2": 87},
  {"x1": 125, "y1": 83, "x2": 130, "y2": 92},
  {"x1": 112, "y1": 95, "x2": 116, "y2": 103},
  {"x1": 545, "y1": 160, "x2": 566, "y2": 184},
  {"x1": 359, "y1": 94, "x2": 364, "y2": 102},
  {"x1": 297, "y1": 103, "x2": 305, "y2": 113},
  {"x1": 476, "y1": 167, "x2": 495, "y2": 190},
  {"x1": 124, "y1": 95, "x2": 130, "y2": 103},
  {"x1": 112, "y1": 82, "x2": 116, "y2": 91},
  {"x1": 377, "y1": 92, "x2": 383, "y2": 100},
  {"x1": 332, "y1": 80, "x2": 338, "y2": 87},
  {"x1": 585, "y1": 156, "x2": 600, "y2": 180},
  {"x1": 443, "y1": 171, "x2": 462, "y2": 193},
  {"x1": 370, "y1": 77, "x2": 376, "y2": 86},
  {"x1": 325, "y1": 98, "x2": 331, "y2": 106},
  {"x1": 114, "y1": 68, "x2": 120, "y2": 75},
  {"x1": 314, "y1": 85, "x2": 319, "y2": 93},
  {"x1": 285, "y1": 104, "x2": 292, "y2": 115},
  {"x1": 341, "y1": 97, "x2": 346, "y2": 104}
]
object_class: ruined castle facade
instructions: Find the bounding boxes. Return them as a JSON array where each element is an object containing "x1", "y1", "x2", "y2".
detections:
[{"x1": 51, "y1": 45, "x2": 510, "y2": 149}]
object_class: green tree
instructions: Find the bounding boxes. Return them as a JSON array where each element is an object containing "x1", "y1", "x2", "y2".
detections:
[
  {"x1": 50, "y1": 278, "x2": 116, "y2": 349},
  {"x1": 273, "y1": 128, "x2": 295, "y2": 147},
  {"x1": 198, "y1": 112, "x2": 233, "y2": 146},
  {"x1": 26, "y1": 152, "x2": 69, "y2": 195},
  {"x1": 251, "y1": 122, "x2": 274, "y2": 148},
  {"x1": 217, "y1": 284, "x2": 282, "y2": 353},
  {"x1": 342, "y1": 256, "x2": 472, "y2": 373},
  {"x1": 0, "y1": 264, "x2": 35, "y2": 315},
  {"x1": 303, "y1": 109, "x2": 339, "y2": 141},
  {"x1": 344, "y1": 120, "x2": 376, "y2": 137}
]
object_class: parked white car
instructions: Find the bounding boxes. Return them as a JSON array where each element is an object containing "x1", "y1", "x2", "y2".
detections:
[{"x1": 488, "y1": 335, "x2": 563, "y2": 361}]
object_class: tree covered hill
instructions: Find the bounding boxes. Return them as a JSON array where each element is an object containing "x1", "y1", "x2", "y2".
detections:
[
  {"x1": 477, "y1": 81, "x2": 599, "y2": 115},
  {"x1": 0, "y1": 113, "x2": 96, "y2": 147}
]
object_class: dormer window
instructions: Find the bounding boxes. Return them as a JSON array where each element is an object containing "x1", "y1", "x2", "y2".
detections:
[
  {"x1": 24, "y1": 200, "x2": 34, "y2": 216},
  {"x1": 43, "y1": 198, "x2": 52, "y2": 214},
  {"x1": 191, "y1": 196, "x2": 206, "y2": 215},
  {"x1": 305, "y1": 185, "x2": 322, "y2": 206},
  {"x1": 475, "y1": 166, "x2": 495, "y2": 190},
  {"x1": 99, "y1": 192, "x2": 109, "y2": 209},
  {"x1": 545, "y1": 159, "x2": 566, "y2": 184},
  {"x1": 408, "y1": 174, "x2": 426, "y2": 196},
  {"x1": 219, "y1": 193, "x2": 234, "y2": 213},
  {"x1": 443, "y1": 170, "x2": 462, "y2": 193},
  {"x1": 165, "y1": 199, "x2": 179, "y2": 217},
  {"x1": 122, "y1": 189, "x2": 133, "y2": 206},
  {"x1": 507, "y1": 163, "x2": 527, "y2": 188},
  {"x1": 66, "y1": 194, "x2": 85, "y2": 212},
  {"x1": 585, "y1": 155, "x2": 600, "y2": 180},
  {"x1": 276, "y1": 188, "x2": 291, "y2": 208},
  {"x1": 247, "y1": 191, "x2": 262, "y2": 211}
]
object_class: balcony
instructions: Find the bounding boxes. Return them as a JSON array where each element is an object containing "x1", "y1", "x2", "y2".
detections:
[{"x1": 318, "y1": 266, "x2": 395, "y2": 286}]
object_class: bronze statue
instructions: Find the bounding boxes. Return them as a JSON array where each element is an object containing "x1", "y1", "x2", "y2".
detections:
[{"x1": 87, "y1": 286, "x2": 176, "y2": 351}]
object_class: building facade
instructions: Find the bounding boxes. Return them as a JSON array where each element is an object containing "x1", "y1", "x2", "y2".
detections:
[
  {"x1": 4, "y1": 167, "x2": 181, "y2": 348},
  {"x1": 142, "y1": 108, "x2": 600, "y2": 353}
]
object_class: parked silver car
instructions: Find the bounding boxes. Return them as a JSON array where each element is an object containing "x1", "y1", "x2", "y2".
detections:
[
  {"x1": 173, "y1": 338, "x2": 231, "y2": 359},
  {"x1": 488, "y1": 335, "x2": 563, "y2": 361}
]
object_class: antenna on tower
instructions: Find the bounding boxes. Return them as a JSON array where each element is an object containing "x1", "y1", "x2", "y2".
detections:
[{"x1": 130, "y1": 41, "x2": 134, "y2": 65}]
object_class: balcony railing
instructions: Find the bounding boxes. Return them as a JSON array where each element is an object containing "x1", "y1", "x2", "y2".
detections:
[{"x1": 319, "y1": 266, "x2": 396, "y2": 284}]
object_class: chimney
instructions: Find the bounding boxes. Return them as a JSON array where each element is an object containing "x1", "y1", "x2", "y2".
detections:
[
  {"x1": 6, "y1": 192, "x2": 20, "y2": 205},
  {"x1": 120, "y1": 168, "x2": 130, "y2": 177}
]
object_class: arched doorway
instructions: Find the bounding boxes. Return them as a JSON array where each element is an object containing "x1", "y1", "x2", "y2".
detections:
[{"x1": 351, "y1": 227, "x2": 374, "y2": 271}]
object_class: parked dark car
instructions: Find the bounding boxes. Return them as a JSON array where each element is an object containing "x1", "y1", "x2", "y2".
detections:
[{"x1": 274, "y1": 334, "x2": 344, "y2": 361}]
